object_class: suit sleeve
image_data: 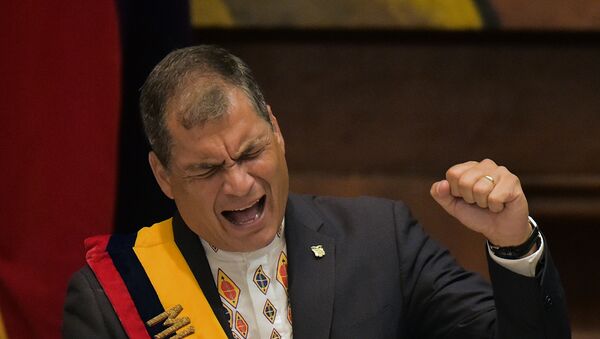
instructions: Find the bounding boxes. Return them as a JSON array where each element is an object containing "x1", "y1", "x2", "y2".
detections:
[
  {"x1": 62, "y1": 266, "x2": 127, "y2": 339},
  {"x1": 393, "y1": 202, "x2": 570, "y2": 339},
  {"x1": 488, "y1": 240, "x2": 570, "y2": 338}
]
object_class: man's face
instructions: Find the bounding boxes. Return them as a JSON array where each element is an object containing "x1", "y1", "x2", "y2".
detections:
[{"x1": 150, "y1": 87, "x2": 289, "y2": 252}]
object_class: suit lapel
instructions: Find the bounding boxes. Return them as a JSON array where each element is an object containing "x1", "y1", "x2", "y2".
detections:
[
  {"x1": 285, "y1": 195, "x2": 336, "y2": 339},
  {"x1": 172, "y1": 213, "x2": 235, "y2": 339}
]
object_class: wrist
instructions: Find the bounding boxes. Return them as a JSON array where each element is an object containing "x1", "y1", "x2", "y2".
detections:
[
  {"x1": 489, "y1": 216, "x2": 541, "y2": 260},
  {"x1": 487, "y1": 217, "x2": 532, "y2": 247}
]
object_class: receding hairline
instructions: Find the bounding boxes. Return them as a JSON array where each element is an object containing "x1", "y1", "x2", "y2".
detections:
[{"x1": 164, "y1": 72, "x2": 269, "y2": 131}]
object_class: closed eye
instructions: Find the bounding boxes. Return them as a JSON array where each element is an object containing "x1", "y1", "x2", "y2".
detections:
[
  {"x1": 238, "y1": 147, "x2": 264, "y2": 161},
  {"x1": 184, "y1": 165, "x2": 221, "y2": 180},
  {"x1": 195, "y1": 167, "x2": 220, "y2": 178}
]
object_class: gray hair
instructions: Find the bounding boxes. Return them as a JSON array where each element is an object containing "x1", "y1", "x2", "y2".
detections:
[{"x1": 140, "y1": 45, "x2": 270, "y2": 167}]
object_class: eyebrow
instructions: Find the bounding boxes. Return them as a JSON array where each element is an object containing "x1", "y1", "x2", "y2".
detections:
[
  {"x1": 183, "y1": 161, "x2": 223, "y2": 172},
  {"x1": 181, "y1": 134, "x2": 270, "y2": 174},
  {"x1": 234, "y1": 136, "x2": 269, "y2": 157}
]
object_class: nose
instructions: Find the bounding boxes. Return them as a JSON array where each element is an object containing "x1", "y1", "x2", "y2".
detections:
[{"x1": 222, "y1": 162, "x2": 254, "y2": 197}]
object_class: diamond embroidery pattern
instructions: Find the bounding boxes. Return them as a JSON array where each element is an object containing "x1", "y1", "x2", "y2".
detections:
[
  {"x1": 263, "y1": 299, "x2": 277, "y2": 324},
  {"x1": 235, "y1": 311, "x2": 249, "y2": 338},
  {"x1": 203, "y1": 228, "x2": 292, "y2": 339},
  {"x1": 276, "y1": 252, "x2": 288, "y2": 292},
  {"x1": 253, "y1": 265, "x2": 270, "y2": 295},
  {"x1": 270, "y1": 329, "x2": 281, "y2": 339},
  {"x1": 218, "y1": 269, "x2": 240, "y2": 308}
]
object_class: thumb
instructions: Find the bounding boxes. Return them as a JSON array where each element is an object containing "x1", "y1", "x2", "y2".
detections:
[{"x1": 430, "y1": 180, "x2": 457, "y2": 216}]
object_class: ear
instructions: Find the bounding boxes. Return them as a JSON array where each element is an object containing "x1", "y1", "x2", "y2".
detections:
[
  {"x1": 148, "y1": 151, "x2": 174, "y2": 199},
  {"x1": 267, "y1": 105, "x2": 285, "y2": 151}
]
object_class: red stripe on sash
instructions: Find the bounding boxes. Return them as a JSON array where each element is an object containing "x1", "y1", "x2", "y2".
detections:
[{"x1": 85, "y1": 235, "x2": 151, "y2": 339}]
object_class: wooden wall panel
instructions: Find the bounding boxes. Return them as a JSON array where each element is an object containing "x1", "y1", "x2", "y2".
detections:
[
  {"x1": 226, "y1": 39, "x2": 600, "y2": 176},
  {"x1": 492, "y1": 0, "x2": 600, "y2": 29},
  {"x1": 199, "y1": 30, "x2": 600, "y2": 333}
]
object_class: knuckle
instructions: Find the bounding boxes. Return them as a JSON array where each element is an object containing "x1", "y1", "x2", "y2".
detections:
[
  {"x1": 481, "y1": 158, "x2": 496, "y2": 166},
  {"x1": 487, "y1": 192, "x2": 501, "y2": 204},
  {"x1": 458, "y1": 176, "x2": 471, "y2": 188},
  {"x1": 512, "y1": 174, "x2": 521, "y2": 185},
  {"x1": 473, "y1": 182, "x2": 488, "y2": 195},
  {"x1": 489, "y1": 193, "x2": 506, "y2": 206},
  {"x1": 446, "y1": 167, "x2": 459, "y2": 180},
  {"x1": 463, "y1": 160, "x2": 479, "y2": 169}
]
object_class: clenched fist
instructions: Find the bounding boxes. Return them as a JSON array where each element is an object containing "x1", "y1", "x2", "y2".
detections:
[{"x1": 430, "y1": 159, "x2": 532, "y2": 247}]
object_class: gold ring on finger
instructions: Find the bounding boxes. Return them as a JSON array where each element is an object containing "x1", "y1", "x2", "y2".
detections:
[{"x1": 483, "y1": 175, "x2": 495, "y2": 185}]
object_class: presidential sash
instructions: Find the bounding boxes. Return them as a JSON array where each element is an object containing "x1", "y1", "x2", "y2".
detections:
[{"x1": 85, "y1": 219, "x2": 228, "y2": 339}]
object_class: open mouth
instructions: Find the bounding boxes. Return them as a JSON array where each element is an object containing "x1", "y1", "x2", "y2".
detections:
[{"x1": 221, "y1": 195, "x2": 266, "y2": 225}]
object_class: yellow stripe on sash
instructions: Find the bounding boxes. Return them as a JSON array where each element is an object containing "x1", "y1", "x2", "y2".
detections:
[
  {"x1": 0, "y1": 309, "x2": 8, "y2": 339},
  {"x1": 134, "y1": 219, "x2": 227, "y2": 339}
]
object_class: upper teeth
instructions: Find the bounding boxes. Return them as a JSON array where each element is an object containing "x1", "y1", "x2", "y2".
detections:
[{"x1": 232, "y1": 198, "x2": 260, "y2": 211}]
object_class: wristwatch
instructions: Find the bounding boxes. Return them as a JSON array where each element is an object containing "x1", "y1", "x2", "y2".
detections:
[{"x1": 489, "y1": 216, "x2": 541, "y2": 260}]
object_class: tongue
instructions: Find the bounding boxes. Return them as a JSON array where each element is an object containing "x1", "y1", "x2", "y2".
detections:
[{"x1": 224, "y1": 203, "x2": 260, "y2": 225}]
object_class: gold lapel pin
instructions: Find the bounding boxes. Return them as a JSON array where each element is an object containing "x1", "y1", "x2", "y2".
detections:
[
  {"x1": 311, "y1": 245, "x2": 326, "y2": 258},
  {"x1": 146, "y1": 304, "x2": 195, "y2": 339}
]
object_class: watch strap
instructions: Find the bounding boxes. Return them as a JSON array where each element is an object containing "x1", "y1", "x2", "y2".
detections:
[{"x1": 489, "y1": 216, "x2": 541, "y2": 260}]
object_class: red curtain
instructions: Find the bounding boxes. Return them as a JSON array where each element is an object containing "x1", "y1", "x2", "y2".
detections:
[{"x1": 0, "y1": 1, "x2": 120, "y2": 337}]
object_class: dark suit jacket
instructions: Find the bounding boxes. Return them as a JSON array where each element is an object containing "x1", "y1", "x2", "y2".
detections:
[{"x1": 63, "y1": 194, "x2": 570, "y2": 338}]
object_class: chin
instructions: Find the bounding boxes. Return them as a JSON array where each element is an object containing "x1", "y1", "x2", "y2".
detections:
[{"x1": 241, "y1": 226, "x2": 279, "y2": 252}]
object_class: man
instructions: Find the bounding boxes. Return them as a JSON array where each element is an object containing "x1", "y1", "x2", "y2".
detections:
[{"x1": 63, "y1": 45, "x2": 570, "y2": 338}]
